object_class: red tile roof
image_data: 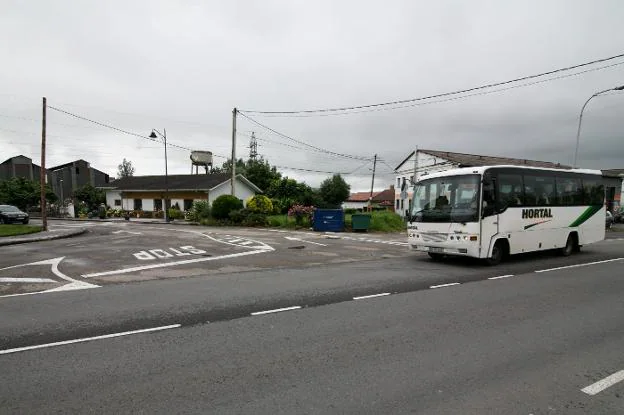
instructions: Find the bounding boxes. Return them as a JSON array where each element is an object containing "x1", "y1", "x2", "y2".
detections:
[{"x1": 347, "y1": 191, "x2": 377, "y2": 202}]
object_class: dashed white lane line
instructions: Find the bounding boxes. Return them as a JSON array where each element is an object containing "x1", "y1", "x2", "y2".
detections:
[
  {"x1": 429, "y1": 282, "x2": 460, "y2": 289},
  {"x1": 581, "y1": 370, "x2": 624, "y2": 395},
  {"x1": 251, "y1": 306, "x2": 302, "y2": 316},
  {"x1": 488, "y1": 274, "x2": 515, "y2": 280},
  {"x1": 0, "y1": 278, "x2": 56, "y2": 283},
  {"x1": 0, "y1": 324, "x2": 181, "y2": 355},
  {"x1": 353, "y1": 292, "x2": 391, "y2": 300},
  {"x1": 535, "y1": 258, "x2": 624, "y2": 273}
]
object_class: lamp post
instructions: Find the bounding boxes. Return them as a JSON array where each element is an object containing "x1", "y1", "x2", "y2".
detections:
[
  {"x1": 149, "y1": 128, "x2": 169, "y2": 222},
  {"x1": 574, "y1": 85, "x2": 624, "y2": 168},
  {"x1": 59, "y1": 178, "x2": 64, "y2": 217}
]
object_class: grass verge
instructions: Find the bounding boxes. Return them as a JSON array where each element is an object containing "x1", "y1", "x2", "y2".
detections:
[{"x1": 0, "y1": 225, "x2": 43, "y2": 237}]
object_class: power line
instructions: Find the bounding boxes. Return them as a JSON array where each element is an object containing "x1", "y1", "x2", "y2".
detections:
[
  {"x1": 240, "y1": 52, "x2": 624, "y2": 115},
  {"x1": 238, "y1": 111, "x2": 372, "y2": 161}
]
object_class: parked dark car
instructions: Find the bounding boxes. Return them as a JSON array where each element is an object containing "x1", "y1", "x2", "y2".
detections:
[
  {"x1": 0, "y1": 205, "x2": 29, "y2": 224},
  {"x1": 614, "y1": 207, "x2": 624, "y2": 223},
  {"x1": 606, "y1": 210, "x2": 614, "y2": 229}
]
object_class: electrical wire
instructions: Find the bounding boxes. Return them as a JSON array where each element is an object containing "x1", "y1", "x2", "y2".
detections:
[
  {"x1": 240, "y1": 52, "x2": 624, "y2": 115},
  {"x1": 238, "y1": 111, "x2": 372, "y2": 161}
]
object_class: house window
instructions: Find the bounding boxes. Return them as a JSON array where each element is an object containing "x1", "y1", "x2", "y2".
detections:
[
  {"x1": 397, "y1": 178, "x2": 401, "y2": 187},
  {"x1": 133, "y1": 199, "x2": 142, "y2": 210},
  {"x1": 114, "y1": 199, "x2": 121, "y2": 207},
  {"x1": 396, "y1": 199, "x2": 400, "y2": 210},
  {"x1": 400, "y1": 199, "x2": 404, "y2": 210},
  {"x1": 75, "y1": 167, "x2": 79, "y2": 174},
  {"x1": 154, "y1": 199, "x2": 163, "y2": 210},
  {"x1": 184, "y1": 199, "x2": 193, "y2": 211}
]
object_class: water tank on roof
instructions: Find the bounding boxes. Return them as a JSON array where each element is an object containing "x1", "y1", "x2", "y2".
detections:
[{"x1": 190, "y1": 151, "x2": 213, "y2": 174}]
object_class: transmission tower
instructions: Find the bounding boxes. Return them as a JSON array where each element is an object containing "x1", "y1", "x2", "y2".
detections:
[{"x1": 249, "y1": 132, "x2": 258, "y2": 160}]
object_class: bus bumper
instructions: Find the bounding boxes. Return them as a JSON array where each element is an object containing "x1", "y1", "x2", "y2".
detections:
[{"x1": 409, "y1": 243, "x2": 480, "y2": 257}]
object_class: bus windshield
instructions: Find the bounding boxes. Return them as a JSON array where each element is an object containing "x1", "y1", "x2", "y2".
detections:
[{"x1": 411, "y1": 174, "x2": 480, "y2": 223}]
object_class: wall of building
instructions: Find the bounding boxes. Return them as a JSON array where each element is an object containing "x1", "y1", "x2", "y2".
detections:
[
  {"x1": 0, "y1": 156, "x2": 41, "y2": 181},
  {"x1": 342, "y1": 201, "x2": 368, "y2": 210},
  {"x1": 209, "y1": 178, "x2": 256, "y2": 207},
  {"x1": 394, "y1": 151, "x2": 459, "y2": 217}
]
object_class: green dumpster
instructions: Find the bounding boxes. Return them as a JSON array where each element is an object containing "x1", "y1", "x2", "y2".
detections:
[{"x1": 351, "y1": 214, "x2": 371, "y2": 232}]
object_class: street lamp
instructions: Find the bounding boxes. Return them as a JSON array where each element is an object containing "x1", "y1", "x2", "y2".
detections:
[
  {"x1": 149, "y1": 128, "x2": 169, "y2": 222},
  {"x1": 59, "y1": 178, "x2": 64, "y2": 217},
  {"x1": 574, "y1": 85, "x2": 624, "y2": 168}
]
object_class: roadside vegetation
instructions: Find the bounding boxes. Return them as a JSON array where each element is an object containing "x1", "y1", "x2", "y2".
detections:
[{"x1": 0, "y1": 225, "x2": 43, "y2": 237}]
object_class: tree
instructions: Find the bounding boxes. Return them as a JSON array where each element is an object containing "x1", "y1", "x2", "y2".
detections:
[
  {"x1": 0, "y1": 177, "x2": 56, "y2": 210},
  {"x1": 319, "y1": 174, "x2": 350, "y2": 208},
  {"x1": 243, "y1": 158, "x2": 281, "y2": 192},
  {"x1": 117, "y1": 158, "x2": 135, "y2": 179},
  {"x1": 73, "y1": 184, "x2": 105, "y2": 211}
]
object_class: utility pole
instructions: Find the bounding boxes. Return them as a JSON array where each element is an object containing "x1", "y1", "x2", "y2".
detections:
[
  {"x1": 368, "y1": 154, "x2": 377, "y2": 211},
  {"x1": 163, "y1": 128, "x2": 168, "y2": 222},
  {"x1": 249, "y1": 132, "x2": 258, "y2": 160},
  {"x1": 231, "y1": 108, "x2": 237, "y2": 196},
  {"x1": 412, "y1": 146, "x2": 418, "y2": 184},
  {"x1": 40, "y1": 97, "x2": 47, "y2": 231}
]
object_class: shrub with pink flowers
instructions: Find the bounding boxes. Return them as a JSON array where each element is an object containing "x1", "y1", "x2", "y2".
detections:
[{"x1": 287, "y1": 204, "x2": 315, "y2": 225}]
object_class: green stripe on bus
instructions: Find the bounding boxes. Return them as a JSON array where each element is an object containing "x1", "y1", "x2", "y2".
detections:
[{"x1": 569, "y1": 205, "x2": 602, "y2": 227}]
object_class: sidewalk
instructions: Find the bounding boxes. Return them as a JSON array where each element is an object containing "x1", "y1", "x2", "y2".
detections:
[
  {"x1": 45, "y1": 217, "x2": 197, "y2": 226},
  {"x1": 0, "y1": 228, "x2": 87, "y2": 247}
]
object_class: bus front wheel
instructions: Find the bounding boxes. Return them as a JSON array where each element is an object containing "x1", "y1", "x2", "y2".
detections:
[
  {"x1": 486, "y1": 241, "x2": 506, "y2": 266},
  {"x1": 560, "y1": 234, "x2": 577, "y2": 257},
  {"x1": 428, "y1": 252, "x2": 444, "y2": 261}
]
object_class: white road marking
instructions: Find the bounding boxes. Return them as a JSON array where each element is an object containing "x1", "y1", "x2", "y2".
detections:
[
  {"x1": 353, "y1": 292, "x2": 391, "y2": 300},
  {"x1": 251, "y1": 306, "x2": 302, "y2": 315},
  {"x1": 0, "y1": 257, "x2": 98, "y2": 297},
  {"x1": 82, "y1": 249, "x2": 269, "y2": 278},
  {"x1": 239, "y1": 241, "x2": 254, "y2": 245},
  {"x1": 142, "y1": 226, "x2": 273, "y2": 251},
  {"x1": 0, "y1": 278, "x2": 56, "y2": 283},
  {"x1": 284, "y1": 236, "x2": 328, "y2": 246},
  {"x1": 0, "y1": 324, "x2": 181, "y2": 355},
  {"x1": 112, "y1": 230, "x2": 142, "y2": 235},
  {"x1": 535, "y1": 258, "x2": 624, "y2": 273},
  {"x1": 430, "y1": 282, "x2": 461, "y2": 289},
  {"x1": 488, "y1": 274, "x2": 515, "y2": 280},
  {"x1": 581, "y1": 370, "x2": 624, "y2": 395}
]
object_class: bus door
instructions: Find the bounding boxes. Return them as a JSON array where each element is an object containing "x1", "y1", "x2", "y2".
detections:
[{"x1": 480, "y1": 172, "x2": 499, "y2": 258}]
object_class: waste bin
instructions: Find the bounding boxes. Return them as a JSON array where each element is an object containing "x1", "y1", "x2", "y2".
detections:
[
  {"x1": 313, "y1": 209, "x2": 344, "y2": 232},
  {"x1": 351, "y1": 213, "x2": 371, "y2": 232}
]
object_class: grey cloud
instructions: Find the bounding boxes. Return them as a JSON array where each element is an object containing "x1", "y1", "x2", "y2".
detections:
[{"x1": 1, "y1": 0, "x2": 624, "y2": 191}]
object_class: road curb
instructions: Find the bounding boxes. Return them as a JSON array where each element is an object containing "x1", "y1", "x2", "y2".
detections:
[{"x1": 0, "y1": 228, "x2": 87, "y2": 247}]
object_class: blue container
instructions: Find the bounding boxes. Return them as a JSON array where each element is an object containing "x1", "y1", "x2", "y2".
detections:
[{"x1": 313, "y1": 209, "x2": 345, "y2": 232}]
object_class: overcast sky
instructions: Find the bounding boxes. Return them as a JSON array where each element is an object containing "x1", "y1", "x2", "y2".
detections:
[{"x1": 1, "y1": 0, "x2": 623, "y2": 191}]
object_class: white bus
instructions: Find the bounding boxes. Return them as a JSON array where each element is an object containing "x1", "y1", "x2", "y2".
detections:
[{"x1": 407, "y1": 165, "x2": 606, "y2": 265}]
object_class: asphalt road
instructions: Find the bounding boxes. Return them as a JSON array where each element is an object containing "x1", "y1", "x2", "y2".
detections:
[{"x1": 2, "y1": 259, "x2": 623, "y2": 414}]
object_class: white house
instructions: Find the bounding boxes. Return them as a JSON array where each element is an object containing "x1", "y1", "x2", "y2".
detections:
[{"x1": 101, "y1": 173, "x2": 261, "y2": 212}]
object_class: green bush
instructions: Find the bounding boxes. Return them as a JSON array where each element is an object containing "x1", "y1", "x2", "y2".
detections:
[
  {"x1": 246, "y1": 195, "x2": 273, "y2": 214},
  {"x1": 369, "y1": 211, "x2": 405, "y2": 232},
  {"x1": 243, "y1": 212, "x2": 268, "y2": 227},
  {"x1": 344, "y1": 208, "x2": 358, "y2": 214},
  {"x1": 212, "y1": 195, "x2": 243, "y2": 219},
  {"x1": 228, "y1": 208, "x2": 249, "y2": 224},
  {"x1": 168, "y1": 208, "x2": 185, "y2": 220},
  {"x1": 189, "y1": 200, "x2": 210, "y2": 221}
]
